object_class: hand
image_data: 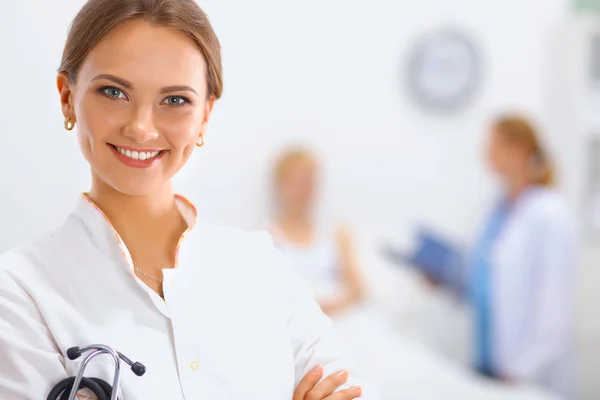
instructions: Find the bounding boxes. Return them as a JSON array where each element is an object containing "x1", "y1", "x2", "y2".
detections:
[
  {"x1": 319, "y1": 300, "x2": 344, "y2": 317},
  {"x1": 421, "y1": 273, "x2": 442, "y2": 289},
  {"x1": 318, "y1": 295, "x2": 356, "y2": 317},
  {"x1": 497, "y1": 375, "x2": 518, "y2": 386},
  {"x1": 293, "y1": 365, "x2": 362, "y2": 400}
]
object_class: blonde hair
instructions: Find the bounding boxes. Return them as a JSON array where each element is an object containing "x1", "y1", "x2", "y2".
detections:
[
  {"x1": 273, "y1": 149, "x2": 316, "y2": 186},
  {"x1": 494, "y1": 115, "x2": 554, "y2": 186}
]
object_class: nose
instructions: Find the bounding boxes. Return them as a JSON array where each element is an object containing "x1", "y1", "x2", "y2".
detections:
[{"x1": 122, "y1": 104, "x2": 159, "y2": 143}]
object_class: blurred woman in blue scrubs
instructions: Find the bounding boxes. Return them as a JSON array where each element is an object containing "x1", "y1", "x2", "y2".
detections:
[{"x1": 432, "y1": 115, "x2": 577, "y2": 398}]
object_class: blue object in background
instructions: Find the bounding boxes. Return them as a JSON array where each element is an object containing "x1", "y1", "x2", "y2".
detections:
[
  {"x1": 469, "y1": 201, "x2": 510, "y2": 375},
  {"x1": 382, "y1": 227, "x2": 466, "y2": 295},
  {"x1": 409, "y1": 229, "x2": 464, "y2": 287}
]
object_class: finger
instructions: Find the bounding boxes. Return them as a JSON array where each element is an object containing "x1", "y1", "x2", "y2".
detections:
[
  {"x1": 293, "y1": 365, "x2": 324, "y2": 400},
  {"x1": 325, "y1": 386, "x2": 362, "y2": 400},
  {"x1": 305, "y1": 369, "x2": 349, "y2": 400}
]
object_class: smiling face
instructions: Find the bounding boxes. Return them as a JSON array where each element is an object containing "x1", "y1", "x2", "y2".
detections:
[{"x1": 58, "y1": 19, "x2": 214, "y2": 196}]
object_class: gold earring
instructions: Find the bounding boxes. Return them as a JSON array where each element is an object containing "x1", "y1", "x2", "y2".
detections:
[
  {"x1": 196, "y1": 134, "x2": 204, "y2": 147},
  {"x1": 64, "y1": 118, "x2": 75, "y2": 131}
]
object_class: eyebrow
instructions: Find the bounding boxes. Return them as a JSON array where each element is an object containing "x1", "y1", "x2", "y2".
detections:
[
  {"x1": 92, "y1": 74, "x2": 133, "y2": 89},
  {"x1": 159, "y1": 85, "x2": 198, "y2": 95},
  {"x1": 92, "y1": 74, "x2": 198, "y2": 95}
]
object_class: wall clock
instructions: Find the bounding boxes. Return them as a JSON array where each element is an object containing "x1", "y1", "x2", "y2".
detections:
[{"x1": 405, "y1": 27, "x2": 482, "y2": 113}]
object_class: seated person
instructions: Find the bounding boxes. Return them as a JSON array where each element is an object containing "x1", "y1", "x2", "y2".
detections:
[{"x1": 269, "y1": 148, "x2": 367, "y2": 317}]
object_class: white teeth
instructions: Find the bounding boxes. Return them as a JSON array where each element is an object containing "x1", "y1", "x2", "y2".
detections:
[{"x1": 115, "y1": 146, "x2": 161, "y2": 160}]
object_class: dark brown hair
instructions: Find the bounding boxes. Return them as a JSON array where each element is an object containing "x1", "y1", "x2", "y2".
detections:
[
  {"x1": 494, "y1": 115, "x2": 554, "y2": 186},
  {"x1": 58, "y1": 0, "x2": 223, "y2": 99}
]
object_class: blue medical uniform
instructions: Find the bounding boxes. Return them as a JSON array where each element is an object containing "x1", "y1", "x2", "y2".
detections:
[{"x1": 469, "y1": 201, "x2": 510, "y2": 376}]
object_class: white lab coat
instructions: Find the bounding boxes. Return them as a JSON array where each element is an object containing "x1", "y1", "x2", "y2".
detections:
[
  {"x1": 486, "y1": 187, "x2": 576, "y2": 398},
  {"x1": 0, "y1": 194, "x2": 377, "y2": 399}
]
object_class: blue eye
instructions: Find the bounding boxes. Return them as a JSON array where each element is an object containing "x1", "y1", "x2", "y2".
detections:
[
  {"x1": 101, "y1": 87, "x2": 127, "y2": 100},
  {"x1": 162, "y1": 96, "x2": 189, "y2": 106}
]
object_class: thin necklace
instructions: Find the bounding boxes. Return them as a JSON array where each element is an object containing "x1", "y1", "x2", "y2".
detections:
[{"x1": 134, "y1": 267, "x2": 163, "y2": 283}]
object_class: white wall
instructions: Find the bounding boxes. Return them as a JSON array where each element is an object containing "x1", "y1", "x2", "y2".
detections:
[
  {"x1": 0, "y1": 0, "x2": 568, "y2": 248},
  {"x1": 6, "y1": 0, "x2": 598, "y2": 398}
]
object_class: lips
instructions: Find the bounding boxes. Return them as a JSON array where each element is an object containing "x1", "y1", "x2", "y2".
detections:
[{"x1": 108, "y1": 144, "x2": 167, "y2": 169}]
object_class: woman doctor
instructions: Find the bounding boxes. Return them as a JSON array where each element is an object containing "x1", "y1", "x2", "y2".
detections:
[
  {"x1": 426, "y1": 115, "x2": 576, "y2": 398},
  {"x1": 0, "y1": 1, "x2": 375, "y2": 399}
]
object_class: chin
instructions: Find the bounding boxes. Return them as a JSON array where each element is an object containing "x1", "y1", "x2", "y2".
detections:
[
  {"x1": 88, "y1": 156, "x2": 175, "y2": 197},
  {"x1": 105, "y1": 176, "x2": 170, "y2": 197}
]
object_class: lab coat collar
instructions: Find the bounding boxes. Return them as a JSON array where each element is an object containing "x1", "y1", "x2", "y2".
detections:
[
  {"x1": 71, "y1": 193, "x2": 198, "y2": 275},
  {"x1": 500, "y1": 185, "x2": 546, "y2": 210}
]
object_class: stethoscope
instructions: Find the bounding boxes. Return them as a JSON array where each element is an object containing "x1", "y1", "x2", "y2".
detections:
[{"x1": 47, "y1": 344, "x2": 146, "y2": 400}]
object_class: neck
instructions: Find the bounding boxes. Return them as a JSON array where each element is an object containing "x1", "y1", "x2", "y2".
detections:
[
  {"x1": 89, "y1": 177, "x2": 177, "y2": 222},
  {"x1": 275, "y1": 208, "x2": 316, "y2": 246},
  {"x1": 506, "y1": 172, "x2": 532, "y2": 202},
  {"x1": 87, "y1": 175, "x2": 187, "y2": 253}
]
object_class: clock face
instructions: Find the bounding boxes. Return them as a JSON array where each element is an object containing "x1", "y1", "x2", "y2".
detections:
[{"x1": 406, "y1": 28, "x2": 482, "y2": 112}]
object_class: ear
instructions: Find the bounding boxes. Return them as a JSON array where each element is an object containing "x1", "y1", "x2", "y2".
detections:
[
  {"x1": 199, "y1": 95, "x2": 216, "y2": 136},
  {"x1": 57, "y1": 73, "x2": 75, "y2": 120}
]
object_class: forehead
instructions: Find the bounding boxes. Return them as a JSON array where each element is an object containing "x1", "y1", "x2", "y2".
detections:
[
  {"x1": 285, "y1": 158, "x2": 317, "y2": 175},
  {"x1": 78, "y1": 19, "x2": 207, "y2": 90}
]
